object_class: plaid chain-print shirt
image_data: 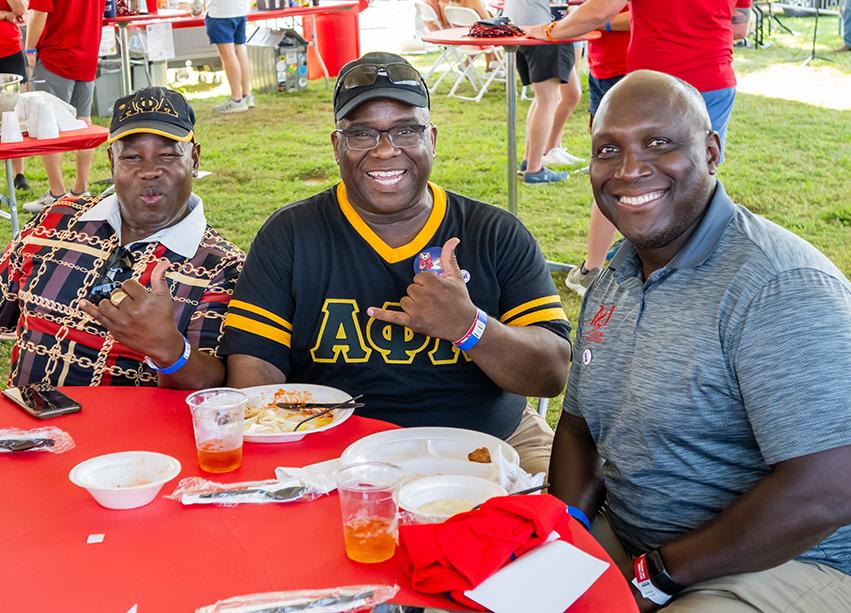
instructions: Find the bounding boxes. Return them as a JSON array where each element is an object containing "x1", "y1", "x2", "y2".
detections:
[{"x1": 0, "y1": 195, "x2": 244, "y2": 387}]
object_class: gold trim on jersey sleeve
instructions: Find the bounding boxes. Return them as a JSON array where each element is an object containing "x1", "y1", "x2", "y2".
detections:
[
  {"x1": 223, "y1": 312, "x2": 292, "y2": 347},
  {"x1": 228, "y1": 299, "x2": 293, "y2": 331},
  {"x1": 506, "y1": 307, "x2": 569, "y2": 327},
  {"x1": 336, "y1": 181, "x2": 448, "y2": 264},
  {"x1": 500, "y1": 295, "x2": 562, "y2": 323}
]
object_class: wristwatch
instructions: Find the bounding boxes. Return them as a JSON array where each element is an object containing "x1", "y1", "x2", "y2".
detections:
[{"x1": 646, "y1": 549, "x2": 685, "y2": 596}]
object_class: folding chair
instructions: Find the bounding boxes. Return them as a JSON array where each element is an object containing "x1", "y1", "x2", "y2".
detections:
[
  {"x1": 413, "y1": 1, "x2": 471, "y2": 93},
  {"x1": 443, "y1": 5, "x2": 506, "y2": 102}
]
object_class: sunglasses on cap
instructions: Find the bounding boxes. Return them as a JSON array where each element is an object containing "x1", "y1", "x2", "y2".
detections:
[
  {"x1": 87, "y1": 246, "x2": 135, "y2": 304},
  {"x1": 335, "y1": 63, "x2": 426, "y2": 94}
]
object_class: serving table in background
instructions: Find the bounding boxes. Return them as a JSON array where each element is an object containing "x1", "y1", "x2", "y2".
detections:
[
  {"x1": 0, "y1": 126, "x2": 110, "y2": 238},
  {"x1": 0, "y1": 387, "x2": 633, "y2": 611}
]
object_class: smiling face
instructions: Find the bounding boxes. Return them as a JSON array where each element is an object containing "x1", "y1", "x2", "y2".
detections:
[
  {"x1": 108, "y1": 132, "x2": 199, "y2": 237},
  {"x1": 332, "y1": 98, "x2": 436, "y2": 217},
  {"x1": 590, "y1": 73, "x2": 720, "y2": 266}
]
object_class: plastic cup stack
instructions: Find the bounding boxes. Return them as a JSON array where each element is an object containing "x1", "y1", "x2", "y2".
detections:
[
  {"x1": 35, "y1": 100, "x2": 59, "y2": 140},
  {"x1": 1, "y1": 111, "x2": 22, "y2": 143}
]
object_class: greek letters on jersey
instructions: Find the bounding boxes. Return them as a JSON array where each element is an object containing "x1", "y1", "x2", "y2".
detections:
[{"x1": 220, "y1": 183, "x2": 571, "y2": 439}]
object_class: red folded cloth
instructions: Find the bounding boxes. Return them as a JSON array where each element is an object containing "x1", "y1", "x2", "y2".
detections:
[{"x1": 398, "y1": 494, "x2": 575, "y2": 610}]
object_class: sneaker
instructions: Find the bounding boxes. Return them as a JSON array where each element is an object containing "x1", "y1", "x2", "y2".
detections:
[
  {"x1": 523, "y1": 166, "x2": 568, "y2": 184},
  {"x1": 244, "y1": 93, "x2": 255, "y2": 108},
  {"x1": 543, "y1": 146, "x2": 586, "y2": 166},
  {"x1": 213, "y1": 98, "x2": 248, "y2": 114},
  {"x1": 69, "y1": 190, "x2": 91, "y2": 199},
  {"x1": 564, "y1": 262, "x2": 600, "y2": 297},
  {"x1": 13, "y1": 173, "x2": 29, "y2": 191},
  {"x1": 23, "y1": 191, "x2": 65, "y2": 214},
  {"x1": 517, "y1": 160, "x2": 527, "y2": 175}
]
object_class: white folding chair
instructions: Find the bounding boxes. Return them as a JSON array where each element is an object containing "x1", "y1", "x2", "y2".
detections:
[
  {"x1": 413, "y1": 1, "x2": 471, "y2": 93},
  {"x1": 443, "y1": 5, "x2": 506, "y2": 102}
]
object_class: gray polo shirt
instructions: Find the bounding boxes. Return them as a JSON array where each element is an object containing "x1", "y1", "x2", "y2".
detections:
[
  {"x1": 504, "y1": 0, "x2": 551, "y2": 27},
  {"x1": 564, "y1": 181, "x2": 851, "y2": 575}
]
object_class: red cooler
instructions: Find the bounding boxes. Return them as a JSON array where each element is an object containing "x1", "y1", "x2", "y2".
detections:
[{"x1": 303, "y1": 2, "x2": 364, "y2": 80}]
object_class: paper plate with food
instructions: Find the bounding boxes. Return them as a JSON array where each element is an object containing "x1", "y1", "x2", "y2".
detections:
[
  {"x1": 340, "y1": 427, "x2": 519, "y2": 483},
  {"x1": 241, "y1": 384, "x2": 357, "y2": 443}
]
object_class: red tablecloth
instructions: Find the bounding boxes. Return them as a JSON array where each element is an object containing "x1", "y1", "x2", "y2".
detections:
[
  {"x1": 0, "y1": 126, "x2": 109, "y2": 161},
  {"x1": 0, "y1": 387, "x2": 634, "y2": 612},
  {"x1": 110, "y1": 2, "x2": 359, "y2": 30}
]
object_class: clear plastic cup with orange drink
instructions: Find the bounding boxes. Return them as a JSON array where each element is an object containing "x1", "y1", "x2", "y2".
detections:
[
  {"x1": 336, "y1": 462, "x2": 405, "y2": 563},
  {"x1": 186, "y1": 388, "x2": 247, "y2": 473}
]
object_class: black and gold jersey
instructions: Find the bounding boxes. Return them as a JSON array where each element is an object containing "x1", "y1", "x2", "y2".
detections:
[{"x1": 220, "y1": 182, "x2": 571, "y2": 438}]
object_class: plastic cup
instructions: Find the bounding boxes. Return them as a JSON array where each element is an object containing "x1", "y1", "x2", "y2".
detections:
[
  {"x1": 1, "y1": 111, "x2": 22, "y2": 143},
  {"x1": 186, "y1": 388, "x2": 247, "y2": 473},
  {"x1": 35, "y1": 100, "x2": 58, "y2": 140},
  {"x1": 336, "y1": 462, "x2": 405, "y2": 563}
]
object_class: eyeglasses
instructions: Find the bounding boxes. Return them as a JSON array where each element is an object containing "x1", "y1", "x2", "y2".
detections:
[
  {"x1": 87, "y1": 246, "x2": 135, "y2": 304},
  {"x1": 336, "y1": 63, "x2": 426, "y2": 93},
  {"x1": 335, "y1": 123, "x2": 433, "y2": 151}
]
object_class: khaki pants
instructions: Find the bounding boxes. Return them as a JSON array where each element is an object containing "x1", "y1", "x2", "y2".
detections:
[
  {"x1": 505, "y1": 405, "x2": 554, "y2": 476},
  {"x1": 593, "y1": 513, "x2": 851, "y2": 612}
]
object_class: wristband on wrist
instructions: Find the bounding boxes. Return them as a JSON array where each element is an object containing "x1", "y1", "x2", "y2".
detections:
[
  {"x1": 604, "y1": 21, "x2": 612, "y2": 33},
  {"x1": 646, "y1": 548, "x2": 685, "y2": 595},
  {"x1": 544, "y1": 20, "x2": 558, "y2": 41},
  {"x1": 24, "y1": 48, "x2": 37, "y2": 55},
  {"x1": 145, "y1": 335, "x2": 191, "y2": 375},
  {"x1": 566, "y1": 505, "x2": 591, "y2": 531},
  {"x1": 632, "y1": 553, "x2": 673, "y2": 606},
  {"x1": 453, "y1": 308, "x2": 487, "y2": 351}
]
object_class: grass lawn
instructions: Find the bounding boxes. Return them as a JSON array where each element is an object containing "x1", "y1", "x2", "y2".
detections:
[{"x1": 6, "y1": 16, "x2": 850, "y2": 426}]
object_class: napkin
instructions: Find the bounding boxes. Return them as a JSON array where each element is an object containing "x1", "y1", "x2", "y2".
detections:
[{"x1": 398, "y1": 494, "x2": 575, "y2": 610}]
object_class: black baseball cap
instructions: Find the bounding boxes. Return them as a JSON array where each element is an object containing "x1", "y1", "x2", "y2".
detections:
[
  {"x1": 108, "y1": 86, "x2": 196, "y2": 144},
  {"x1": 333, "y1": 52, "x2": 430, "y2": 122}
]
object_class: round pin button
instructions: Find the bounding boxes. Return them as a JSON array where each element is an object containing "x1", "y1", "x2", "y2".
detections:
[
  {"x1": 414, "y1": 246, "x2": 444, "y2": 276},
  {"x1": 582, "y1": 348, "x2": 592, "y2": 365}
]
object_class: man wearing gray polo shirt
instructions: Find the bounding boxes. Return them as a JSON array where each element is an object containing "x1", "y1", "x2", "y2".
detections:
[{"x1": 550, "y1": 70, "x2": 851, "y2": 612}]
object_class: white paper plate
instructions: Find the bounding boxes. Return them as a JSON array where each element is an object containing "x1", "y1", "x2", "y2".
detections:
[
  {"x1": 340, "y1": 427, "x2": 519, "y2": 482},
  {"x1": 241, "y1": 383, "x2": 355, "y2": 443}
]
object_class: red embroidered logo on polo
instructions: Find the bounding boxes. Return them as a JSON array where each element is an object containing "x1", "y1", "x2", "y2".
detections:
[{"x1": 584, "y1": 304, "x2": 617, "y2": 343}]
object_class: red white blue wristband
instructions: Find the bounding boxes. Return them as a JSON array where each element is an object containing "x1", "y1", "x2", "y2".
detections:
[
  {"x1": 453, "y1": 308, "x2": 487, "y2": 351},
  {"x1": 632, "y1": 553, "x2": 673, "y2": 606},
  {"x1": 145, "y1": 336, "x2": 191, "y2": 375}
]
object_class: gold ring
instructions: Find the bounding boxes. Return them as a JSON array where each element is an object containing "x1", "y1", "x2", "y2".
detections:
[{"x1": 109, "y1": 288, "x2": 129, "y2": 307}]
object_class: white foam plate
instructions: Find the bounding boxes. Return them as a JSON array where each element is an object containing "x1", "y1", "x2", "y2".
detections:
[
  {"x1": 340, "y1": 427, "x2": 519, "y2": 482},
  {"x1": 241, "y1": 383, "x2": 355, "y2": 443},
  {"x1": 400, "y1": 475, "x2": 507, "y2": 520}
]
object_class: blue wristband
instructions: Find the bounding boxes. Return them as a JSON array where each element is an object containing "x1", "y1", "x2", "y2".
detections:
[
  {"x1": 145, "y1": 336, "x2": 191, "y2": 375},
  {"x1": 24, "y1": 48, "x2": 37, "y2": 55},
  {"x1": 567, "y1": 505, "x2": 592, "y2": 531},
  {"x1": 604, "y1": 21, "x2": 612, "y2": 33},
  {"x1": 453, "y1": 308, "x2": 488, "y2": 351}
]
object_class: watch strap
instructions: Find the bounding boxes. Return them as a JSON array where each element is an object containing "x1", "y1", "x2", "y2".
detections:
[{"x1": 646, "y1": 548, "x2": 685, "y2": 595}]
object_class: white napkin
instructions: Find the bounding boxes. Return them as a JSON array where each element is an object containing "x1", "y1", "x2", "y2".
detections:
[{"x1": 465, "y1": 535, "x2": 610, "y2": 613}]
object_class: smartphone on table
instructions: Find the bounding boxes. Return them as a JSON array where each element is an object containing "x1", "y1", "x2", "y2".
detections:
[{"x1": 2, "y1": 385, "x2": 82, "y2": 419}]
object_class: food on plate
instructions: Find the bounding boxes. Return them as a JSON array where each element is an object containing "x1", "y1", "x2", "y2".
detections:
[
  {"x1": 467, "y1": 447, "x2": 492, "y2": 463},
  {"x1": 243, "y1": 389, "x2": 336, "y2": 434},
  {"x1": 418, "y1": 497, "x2": 478, "y2": 516}
]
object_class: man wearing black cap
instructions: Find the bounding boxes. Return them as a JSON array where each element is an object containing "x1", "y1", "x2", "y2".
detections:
[
  {"x1": 0, "y1": 86, "x2": 244, "y2": 389},
  {"x1": 221, "y1": 53, "x2": 572, "y2": 475}
]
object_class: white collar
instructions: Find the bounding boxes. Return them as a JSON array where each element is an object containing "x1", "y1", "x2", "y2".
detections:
[{"x1": 79, "y1": 192, "x2": 207, "y2": 258}]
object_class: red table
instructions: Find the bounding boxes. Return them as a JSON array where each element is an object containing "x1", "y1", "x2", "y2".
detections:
[
  {"x1": 106, "y1": 2, "x2": 360, "y2": 95},
  {"x1": 0, "y1": 387, "x2": 635, "y2": 612},
  {"x1": 0, "y1": 126, "x2": 109, "y2": 238},
  {"x1": 422, "y1": 28, "x2": 599, "y2": 220}
]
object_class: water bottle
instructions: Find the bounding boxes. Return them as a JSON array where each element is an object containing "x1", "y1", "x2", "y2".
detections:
[{"x1": 104, "y1": 0, "x2": 117, "y2": 17}]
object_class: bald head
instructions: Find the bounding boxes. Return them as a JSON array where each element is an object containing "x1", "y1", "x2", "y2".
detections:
[{"x1": 593, "y1": 70, "x2": 712, "y2": 137}]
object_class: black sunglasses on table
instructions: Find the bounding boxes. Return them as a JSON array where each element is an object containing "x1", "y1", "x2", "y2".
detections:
[{"x1": 87, "y1": 246, "x2": 135, "y2": 304}]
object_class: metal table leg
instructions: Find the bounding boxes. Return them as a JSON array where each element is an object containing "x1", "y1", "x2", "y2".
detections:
[
  {"x1": 4, "y1": 159, "x2": 20, "y2": 237},
  {"x1": 505, "y1": 46, "x2": 517, "y2": 217},
  {"x1": 309, "y1": 16, "x2": 330, "y2": 89},
  {"x1": 119, "y1": 24, "x2": 133, "y2": 95}
]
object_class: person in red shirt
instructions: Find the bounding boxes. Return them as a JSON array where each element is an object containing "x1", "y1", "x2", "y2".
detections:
[
  {"x1": 0, "y1": 0, "x2": 29, "y2": 191},
  {"x1": 22, "y1": 0, "x2": 106, "y2": 213},
  {"x1": 526, "y1": 0, "x2": 750, "y2": 294}
]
